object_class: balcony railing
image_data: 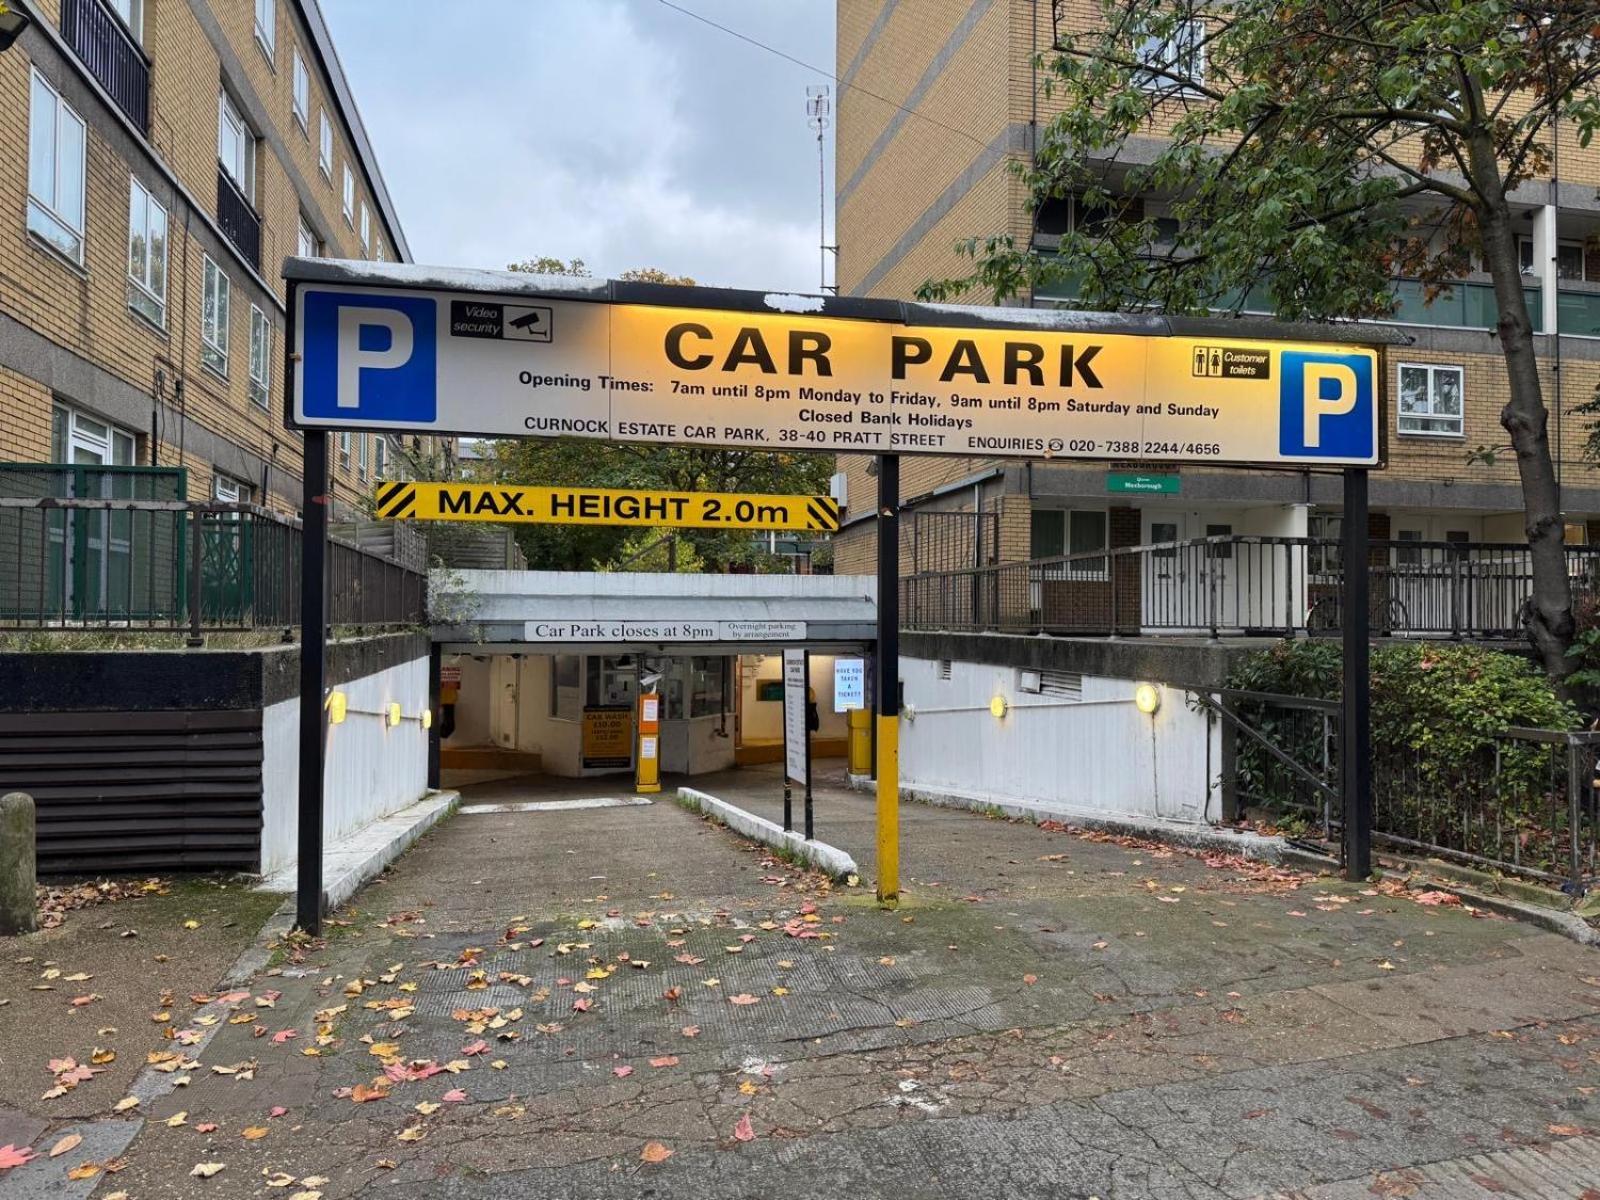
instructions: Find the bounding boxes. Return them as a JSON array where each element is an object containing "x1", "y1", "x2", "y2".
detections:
[
  {"x1": 216, "y1": 169, "x2": 262, "y2": 270},
  {"x1": 61, "y1": 0, "x2": 150, "y2": 133},
  {"x1": 902, "y1": 535, "x2": 1600, "y2": 641},
  {"x1": 0, "y1": 467, "x2": 424, "y2": 634}
]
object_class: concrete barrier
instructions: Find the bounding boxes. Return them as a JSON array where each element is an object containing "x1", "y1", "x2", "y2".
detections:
[
  {"x1": 0, "y1": 791, "x2": 37, "y2": 935},
  {"x1": 676, "y1": 787, "x2": 858, "y2": 879}
]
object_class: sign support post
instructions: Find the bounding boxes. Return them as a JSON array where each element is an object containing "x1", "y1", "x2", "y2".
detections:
[
  {"x1": 803, "y1": 649, "x2": 814, "y2": 842},
  {"x1": 875, "y1": 454, "x2": 900, "y2": 906},
  {"x1": 426, "y1": 643, "x2": 441, "y2": 790},
  {"x1": 1341, "y1": 468, "x2": 1373, "y2": 880},
  {"x1": 296, "y1": 431, "x2": 328, "y2": 936}
]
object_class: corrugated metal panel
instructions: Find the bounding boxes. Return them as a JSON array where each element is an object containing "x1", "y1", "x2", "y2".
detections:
[{"x1": 0, "y1": 710, "x2": 263, "y2": 874}]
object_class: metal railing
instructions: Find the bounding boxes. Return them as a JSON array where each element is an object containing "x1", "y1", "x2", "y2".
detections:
[
  {"x1": 0, "y1": 495, "x2": 424, "y2": 634},
  {"x1": 1210, "y1": 686, "x2": 1600, "y2": 891},
  {"x1": 61, "y1": 0, "x2": 150, "y2": 132},
  {"x1": 216, "y1": 169, "x2": 262, "y2": 269},
  {"x1": 903, "y1": 535, "x2": 1600, "y2": 641}
]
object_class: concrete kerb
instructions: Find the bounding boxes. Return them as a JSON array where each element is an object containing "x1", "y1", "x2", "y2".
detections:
[{"x1": 676, "y1": 786, "x2": 858, "y2": 879}]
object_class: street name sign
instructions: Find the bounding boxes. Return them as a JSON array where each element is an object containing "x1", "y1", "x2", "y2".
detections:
[
  {"x1": 374, "y1": 481, "x2": 839, "y2": 531},
  {"x1": 289, "y1": 264, "x2": 1385, "y2": 469},
  {"x1": 1107, "y1": 472, "x2": 1181, "y2": 495}
]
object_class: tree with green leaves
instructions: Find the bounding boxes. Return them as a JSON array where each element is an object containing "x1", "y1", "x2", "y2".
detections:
[
  {"x1": 923, "y1": 1, "x2": 1600, "y2": 682},
  {"x1": 492, "y1": 258, "x2": 832, "y2": 571}
]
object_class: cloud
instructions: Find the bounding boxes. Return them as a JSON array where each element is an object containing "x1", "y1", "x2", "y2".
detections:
[{"x1": 323, "y1": 0, "x2": 836, "y2": 292}]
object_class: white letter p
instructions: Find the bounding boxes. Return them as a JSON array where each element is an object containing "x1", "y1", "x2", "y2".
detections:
[
  {"x1": 337, "y1": 306, "x2": 414, "y2": 409},
  {"x1": 1302, "y1": 362, "x2": 1358, "y2": 448}
]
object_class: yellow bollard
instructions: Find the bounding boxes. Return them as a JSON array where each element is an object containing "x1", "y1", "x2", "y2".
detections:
[
  {"x1": 635, "y1": 691, "x2": 661, "y2": 794},
  {"x1": 847, "y1": 708, "x2": 872, "y2": 775},
  {"x1": 875, "y1": 713, "x2": 898, "y2": 906}
]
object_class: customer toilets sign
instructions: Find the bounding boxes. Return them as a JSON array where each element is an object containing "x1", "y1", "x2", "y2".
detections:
[{"x1": 290, "y1": 267, "x2": 1382, "y2": 468}]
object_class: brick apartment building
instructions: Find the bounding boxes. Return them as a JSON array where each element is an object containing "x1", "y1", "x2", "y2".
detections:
[
  {"x1": 0, "y1": 0, "x2": 414, "y2": 512},
  {"x1": 830, "y1": 0, "x2": 1600, "y2": 625}
]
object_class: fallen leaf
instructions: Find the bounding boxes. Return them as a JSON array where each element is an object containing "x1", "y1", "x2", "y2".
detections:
[
  {"x1": 613, "y1": 1066, "x2": 634, "y2": 1078},
  {"x1": 190, "y1": 1161, "x2": 226, "y2": 1178},
  {"x1": 397, "y1": 1127, "x2": 426, "y2": 1143},
  {"x1": 649, "y1": 1055, "x2": 679, "y2": 1069},
  {"x1": 1548, "y1": 1123, "x2": 1586, "y2": 1136},
  {"x1": 733, "y1": 1112, "x2": 755, "y2": 1142},
  {"x1": 680, "y1": 1025, "x2": 700, "y2": 1038},
  {"x1": 461, "y1": 1040, "x2": 489, "y2": 1056},
  {"x1": 195, "y1": 1123, "x2": 218, "y2": 1133},
  {"x1": 729, "y1": 993, "x2": 760, "y2": 1006},
  {"x1": 66, "y1": 1163, "x2": 100, "y2": 1180},
  {"x1": 0, "y1": 1145, "x2": 37, "y2": 1169},
  {"x1": 442, "y1": 1088, "x2": 467, "y2": 1103},
  {"x1": 640, "y1": 1141, "x2": 673, "y2": 1163},
  {"x1": 414, "y1": 1101, "x2": 440, "y2": 1115},
  {"x1": 1023, "y1": 974, "x2": 1038, "y2": 985},
  {"x1": 113, "y1": 1096, "x2": 140, "y2": 1112},
  {"x1": 166, "y1": 1112, "x2": 188, "y2": 1127},
  {"x1": 241, "y1": 1127, "x2": 270, "y2": 1140},
  {"x1": 49, "y1": 1134, "x2": 83, "y2": 1158}
]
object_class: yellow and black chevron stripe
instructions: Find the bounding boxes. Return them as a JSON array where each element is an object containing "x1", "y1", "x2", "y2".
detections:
[
  {"x1": 374, "y1": 481, "x2": 418, "y2": 519},
  {"x1": 803, "y1": 496, "x2": 840, "y2": 533}
]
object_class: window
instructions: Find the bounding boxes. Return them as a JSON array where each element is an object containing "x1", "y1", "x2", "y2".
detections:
[
  {"x1": 1135, "y1": 19, "x2": 1205, "y2": 92},
  {"x1": 248, "y1": 304, "x2": 270, "y2": 407},
  {"x1": 338, "y1": 431, "x2": 351, "y2": 468},
  {"x1": 1032, "y1": 509, "x2": 1108, "y2": 578},
  {"x1": 1149, "y1": 520, "x2": 1179, "y2": 558},
  {"x1": 108, "y1": 0, "x2": 142, "y2": 41},
  {"x1": 342, "y1": 164, "x2": 355, "y2": 224},
  {"x1": 126, "y1": 177, "x2": 168, "y2": 326},
  {"x1": 375, "y1": 242, "x2": 386, "y2": 263},
  {"x1": 319, "y1": 110, "x2": 333, "y2": 177},
  {"x1": 373, "y1": 434, "x2": 388, "y2": 479},
  {"x1": 54, "y1": 404, "x2": 138, "y2": 466},
  {"x1": 360, "y1": 202, "x2": 371, "y2": 254},
  {"x1": 1395, "y1": 528, "x2": 1423, "y2": 567},
  {"x1": 28, "y1": 70, "x2": 87, "y2": 263},
  {"x1": 292, "y1": 50, "x2": 309, "y2": 130},
  {"x1": 357, "y1": 432, "x2": 369, "y2": 480},
  {"x1": 1518, "y1": 236, "x2": 1600, "y2": 282},
  {"x1": 1205, "y1": 522, "x2": 1233, "y2": 560},
  {"x1": 214, "y1": 473, "x2": 253, "y2": 503},
  {"x1": 201, "y1": 255, "x2": 230, "y2": 376},
  {"x1": 296, "y1": 214, "x2": 320, "y2": 259},
  {"x1": 550, "y1": 655, "x2": 581, "y2": 721},
  {"x1": 254, "y1": 0, "x2": 275, "y2": 57},
  {"x1": 1397, "y1": 363, "x2": 1464, "y2": 436},
  {"x1": 1308, "y1": 511, "x2": 1342, "y2": 576},
  {"x1": 688, "y1": 656, "x2": 726, "y2": 718},
  {"x1": 587, "y1": 657, "x2": 637, "y2": 707},
  {"x1": 217, "y1": 91, "x2": 255, "y2": 198}
]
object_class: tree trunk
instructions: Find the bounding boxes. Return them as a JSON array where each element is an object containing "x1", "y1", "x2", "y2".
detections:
[{"x1": 1476, "y1": 165, "x2": 1575, "y2": 683}]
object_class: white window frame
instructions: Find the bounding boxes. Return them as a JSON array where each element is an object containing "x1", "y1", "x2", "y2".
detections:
[
  {"x1": 214, "y1": 473, "x2": 253, "y2": 504},
  {"x1": 27, "y1": 69, "x2": 88, "y2": 264},
  {"x1": 201, "y1": 254, "x2": 231, "y2": 377},
  {"x1": 291, "y1": 49, "x2": 310, "y2": 131},
  {"x1": 107, "y1": 0, "x2": 143, "y2": 42},
  {"x1": 248, "y1": 304, "x2": 271, "y2": 408},
  {"x1": 360, "y1": 202, "x2": 371, "y2": 254},
  {"x1": 319, "y1": 109, "x2": 333, "y2": 178},
  {"x1": 254, "y1": 0, "x2": 275, "y2": 59},
  {"x1": 339, "y1": 431, "x2": 351, "y2": 469},
  {"x1": 296, "y1": 214, "x2": 320, "y2": 259},
  {"x1": 342, "y1": 164, "x2": 355, "y2": 225},
  {"x1": 54, "y1": 403, "x2": 138, "y2": 466},
  {"x1": 217, "y1": 90, "x2": 256, "y2": 199},
  {"x1": 358, "y1": 432, "x2": 369, "y2": 480},
  {"x1": 373, "y1": 434, "x2": 389, "y2": 479},
  {"x1": 1135, "y1": 18, "x2": 1206, "y2": 93},
  {"x1": 126, "y1": 176, "x2": 168, "y2": 327},
  {"x1": 1396, "y1": 362, "x2": 1465, "y2": 438}
]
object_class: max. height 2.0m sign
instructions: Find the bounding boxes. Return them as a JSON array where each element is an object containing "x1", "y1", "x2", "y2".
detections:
[{"x1": 289, "y1": 267, "x2": 1381, "y2": 467}]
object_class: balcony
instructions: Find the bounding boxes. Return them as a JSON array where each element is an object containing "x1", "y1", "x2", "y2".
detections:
[
  {"x1": 61, "y1": 0, "x2": 149, "y2": 133},
  {"x1": 216, "y1": 169, "x2": 262, "y2": 270}
]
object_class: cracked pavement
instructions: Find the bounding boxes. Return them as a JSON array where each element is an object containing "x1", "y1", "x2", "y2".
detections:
[{"x1": 7, "y1": 763, "x2": 1600, "y2": 1199}]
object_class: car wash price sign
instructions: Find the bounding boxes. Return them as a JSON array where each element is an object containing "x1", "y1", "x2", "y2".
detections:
[
  {"x1": 290, "y1": 268, "x2": 1381, "y2": 468},
  {"x1": 373, "y1": 481, "x2": 840, "y2": 532}
]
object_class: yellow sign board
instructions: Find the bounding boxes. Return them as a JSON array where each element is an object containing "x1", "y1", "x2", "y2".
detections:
[
  {"x1": 374, "y1": 482, "x2": 839, "y2": 532},
  {"x1": 581, "y1": 705, "x2": 632, "y2": 769}
]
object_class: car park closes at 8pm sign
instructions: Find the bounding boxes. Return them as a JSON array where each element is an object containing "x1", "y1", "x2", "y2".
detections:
[{"x1": 289, "y1": 265, "x2": 1382, "y2": 468}]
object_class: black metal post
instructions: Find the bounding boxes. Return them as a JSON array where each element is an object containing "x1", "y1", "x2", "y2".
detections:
[
  {"x1": 427, "y1": 642, "x2": 441, "y2": 790},
  {"x1": 875, "y1": 453, "x2": 901, "y2": 903},
  {"x1": 803, "y1": 648, "x2": 813, "y2": 841},
  {"x1": 1341, "y1": 468, "x2": 1372, "y2": 880},
  {"x1": 186, "y1": 512, "x2": 204, "y2": 647},
  {"x1": 296, "y1": 432, "x2": 328, "y2": 934}
]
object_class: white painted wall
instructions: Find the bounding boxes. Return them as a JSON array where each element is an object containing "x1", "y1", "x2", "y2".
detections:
[
  {"x1": 897, "y1": 656, "x2": 1219, "y2": 825},
  {"x1": 444, "y1": 655, "x2": 492, "y2": 746},
  {"x1": 260, "y1": 651, "x2": 430, "y2": 876},
  {"x1": 739, "y1": 653, "x2": 849, "y2": 741}
]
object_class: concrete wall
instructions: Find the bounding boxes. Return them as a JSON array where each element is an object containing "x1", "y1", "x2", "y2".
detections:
[
  {"x1": 260, "y1": 648, "x2": 429, "y2": 876},
  {"x1": 898, "y1": 655, "x2": 1219, "y2": 825}
]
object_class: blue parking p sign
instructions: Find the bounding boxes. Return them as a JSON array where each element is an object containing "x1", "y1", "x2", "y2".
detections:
[
  {"x1": 301, "y1": 291, "x2": 438, "y2": 424},
  {"x1": 1278, "y1": 351, "x2": 1375, "y2": 462}
]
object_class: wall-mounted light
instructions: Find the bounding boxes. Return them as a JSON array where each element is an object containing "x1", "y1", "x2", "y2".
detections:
[
  {"x1": 1134, "y1": 683, "x2": 1161, "y2": 715},
  {"x1": 387, "y1": 702, "x2": 402, "y2": 728},
  {"x1": 0, "y1": 6, "x2": 33, "y2": 52},
  {"x1": 326, "y1": 691, "x2": 348, "y2": 724},
  {"x1": 989, "y1": 694, "x2": 1009, "y2": 719},
  {"x1": 421, "y1": 708, "x2": 433, "y2": 730}
]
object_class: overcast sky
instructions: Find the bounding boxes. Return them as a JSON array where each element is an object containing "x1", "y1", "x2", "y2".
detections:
[{"x1": 322, "y1": 0, "x2": 836, "y2": 293}]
